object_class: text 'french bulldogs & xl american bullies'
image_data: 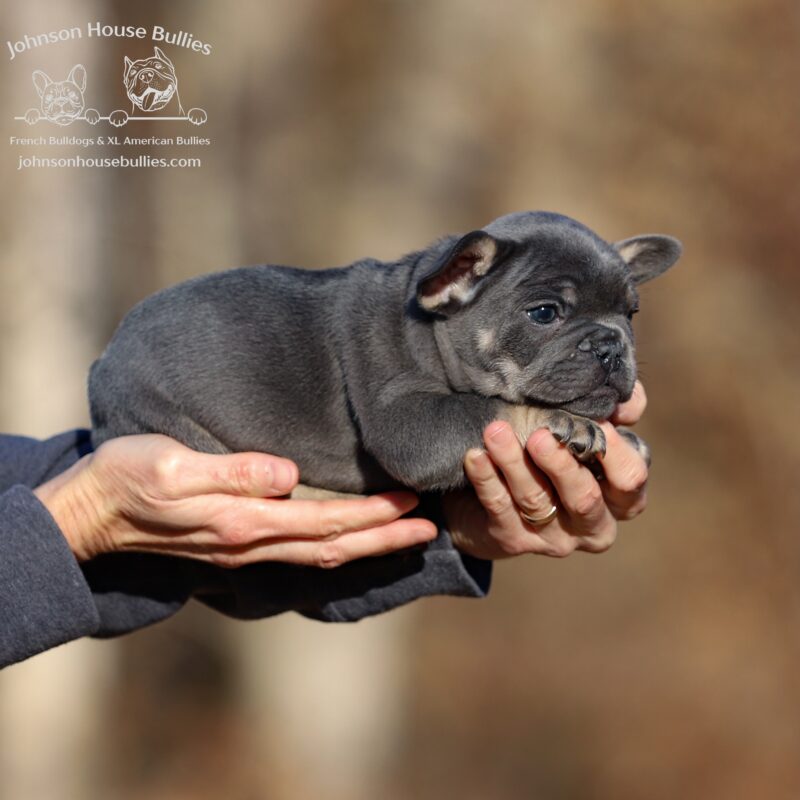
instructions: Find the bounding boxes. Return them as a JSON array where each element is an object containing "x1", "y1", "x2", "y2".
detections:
[{"x1": 89, "y1": 212, "x2": 681, "y2": 495}]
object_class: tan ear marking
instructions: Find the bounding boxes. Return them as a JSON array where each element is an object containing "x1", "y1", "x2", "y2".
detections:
[
  {"x1": 418, "y1": 234, "x2": 500, "y2": 311},
  {"x1": 616, "y1": 240, "x2": 646, "y2": 264}
]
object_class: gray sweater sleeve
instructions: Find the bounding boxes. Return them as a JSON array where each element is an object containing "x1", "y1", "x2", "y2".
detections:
[
  {"x1": 0, "y1": 431, "x2": 100, "y2": 667},
  {"x1": 1, "y1": 431, "x2": 491, "y2": 666},
  {"x1": 0, "y1": 485, "x2": 101, "y2": 667}
]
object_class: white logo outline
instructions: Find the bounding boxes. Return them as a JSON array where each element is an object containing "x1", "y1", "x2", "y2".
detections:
[{"x1": 14, "y1": 47, "x2": 207, "y2": 126}]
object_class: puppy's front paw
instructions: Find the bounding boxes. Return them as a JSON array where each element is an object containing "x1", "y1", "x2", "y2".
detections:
[
  {"x1": 543, "y1": 410, "x2": 607, "y2": 462},
  {"x1": 187, "y1": 107, "x2": 207, "y2": 125},
  {"x1": 24, "y1": 108, "x2": 41, "y2": 125},
  {"x1": 84, "y1": 108, "x2": 101, "y2": 125},
  {"x1": 109, "y1": 110, "x2": 128, "y2": 127}
]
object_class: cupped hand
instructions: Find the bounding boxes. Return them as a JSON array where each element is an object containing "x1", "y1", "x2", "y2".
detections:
[
  {"x1": 35, "y1": 434, "x2": 437, "y2": 567},
  {"x1": 444, "y1": 381, "x2": 650, "y2": 560}
]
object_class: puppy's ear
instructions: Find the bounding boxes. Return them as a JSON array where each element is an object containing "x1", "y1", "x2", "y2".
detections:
[
  {"x1": 615, "y1": 234, "x2": 682, "y2": 285},
  {"x1": 417, "y1": 231, "x2": 512, "y2": 313},
  {"x1": 32, "y1": 70, "x2": 52, "y2": 97},
  {"x1": 67, "y1": 64, "x2": 87, "y2": 93}
]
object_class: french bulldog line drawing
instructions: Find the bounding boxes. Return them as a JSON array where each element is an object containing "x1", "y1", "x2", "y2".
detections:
[
  {"x1": 23, "y1": 64, "x2": 100, "y2": 126},
  {"x1": 109, "y1": 47, "x2": 207, "y2": 127},
  {"x1": 90, "y1": 212, "x2": 681, "y2": 496}
]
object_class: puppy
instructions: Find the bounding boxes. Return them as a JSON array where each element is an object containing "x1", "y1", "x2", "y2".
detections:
[
  {"x1": 24, "y1": 65, "x2": 100, "y2": 126},
  {"x1": 90, "y1": 212, "x2": 681, "y2": 494},
  {"x1": 109, "y1": 47, "x2": 207, "y2": 127}
]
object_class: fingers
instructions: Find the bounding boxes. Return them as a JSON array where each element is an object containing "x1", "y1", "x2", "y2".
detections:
[
  {"x1": 129, "y1": 490, "x2": 422, "y2": 548},
  {"x1": 462, "y1": 446, "x2": 573, "y2": 558},
  {"x1": 481, "y1": 422, "x2": 556, "y2": 520},
  {"x1": 146, "y1": 440, "x2": 300, "y2": 499},
  {"x1": 611, "y1": 380, "x2": 647, "y2": 426},
  {"x1": 463, "y1": 447, "x2": 519, "y2": 527},
  {"x1": 464, "y1": 424, "x2": 586, "y2": 559},
  {"x1": 124, "y1": 505, "x2": 437, "y2": 568},
  {"x1": 233, "y1": 491, "x2": 423, "y2": 540},
  {"x1": 526, "y1": 429, "x2": 617, "y2": 552},
  {"x1": 211, "y1": 518, "x2": 438, "y2": 568},
  {"x1": 597, "y1": 423, "x2": 649, "y2": 520}
]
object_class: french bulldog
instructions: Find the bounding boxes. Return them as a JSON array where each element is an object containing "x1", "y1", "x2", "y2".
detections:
[
  {"x1": 109, "y1": 47, "x2": 207, "y2": 127},
  {"x1": 24, "y1": 64, "x2": 100, "y2": 126},
  {"x1": 89, "y1": 212, "x2": 681, "y2": 494}
]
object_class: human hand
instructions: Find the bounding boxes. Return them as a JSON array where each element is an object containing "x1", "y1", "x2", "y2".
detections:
[
  {"x1": 35, "y1": 434, "x2": 437, "y2": 567},
  {"x1": 443, "y1": 381, "x2": 650, "y2": 559}
]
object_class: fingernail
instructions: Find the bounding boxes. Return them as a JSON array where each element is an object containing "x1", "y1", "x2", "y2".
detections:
[
  {"x1": 487, "y1": 423, "x2": 513, "y2": 444},
  {"x1": 466, "y1": 448, "x2": 489, "y2": 467},
  {"x1": 271, "y1": 461, "x2": 296, "y2": 492},
  {"x1": 387, "y1": 491, "x2": 419, "y2": 512}
]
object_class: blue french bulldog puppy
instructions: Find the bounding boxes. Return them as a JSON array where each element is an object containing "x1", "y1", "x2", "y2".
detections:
[{"x1": 89, "y1": 212, "x2": 681, "y2": 494}]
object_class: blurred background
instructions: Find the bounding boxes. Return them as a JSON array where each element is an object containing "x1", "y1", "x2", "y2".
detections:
[{"x1": 1, "y1": 0, "x2": 799, "y2": 798}]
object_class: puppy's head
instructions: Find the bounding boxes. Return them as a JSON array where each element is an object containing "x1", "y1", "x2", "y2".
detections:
[
  {"x1": 123, "y1": 47, "x2": 178, "y2": 112},
  {"x1": 33, "y1": 65, "x2": 87, "y2": 126},
  {"x1": 416, "y1": 211, "x2": 681, "y2": 419}
]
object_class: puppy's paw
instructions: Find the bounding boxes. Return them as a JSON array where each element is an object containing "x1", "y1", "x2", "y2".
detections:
[
  {"x1": 543, "y1": 410, "x2": 607, "y2": 462},
  {"x1": 616, "y1": 426, "x2": 651, "y2": 466},
  {"x1": 109, "y1": 110, "x2": 128, "y2": 127},
  {"x1": 187, "y1": 107, "x2": 207, "y2": 125},
  {"x1": 24, "y1": 108, "x2": 41, "y2": 125},
  {"x1": 84, "y1": 108, "x2": 101, "y2": 125}
]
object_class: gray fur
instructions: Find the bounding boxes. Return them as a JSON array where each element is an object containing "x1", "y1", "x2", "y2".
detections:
[{"x1": 89, "y1": 211, "x2": 681, "y2": 492}]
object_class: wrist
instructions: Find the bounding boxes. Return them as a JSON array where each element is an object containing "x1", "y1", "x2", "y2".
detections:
[{"x1": 34, "y1": 455, "x2": 115, "y2": 562}]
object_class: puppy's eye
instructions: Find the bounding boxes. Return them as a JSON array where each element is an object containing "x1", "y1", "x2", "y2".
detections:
[
  {"x1": 526, "y1": 305, "x2": 559, "y2": 324},
  {"x1": 627, "y1": 307, "x2": 639, "y2": 322}
]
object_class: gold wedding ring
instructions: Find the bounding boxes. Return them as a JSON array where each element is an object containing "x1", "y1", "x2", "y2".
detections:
[{"x1": 519, "y1": 504, "x2": 559, "y2": 528}]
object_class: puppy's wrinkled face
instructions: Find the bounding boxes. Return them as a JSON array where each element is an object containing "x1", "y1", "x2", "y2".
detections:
[
  {"x1": 417, "y1": 212, "x2": 681, "y2": 420},
  {"x1": 33, "y1": 66, "x2": 86, "y2": 126},
  {"x1": 123, "y1": 47, "x2": 178, "y2": 112}
]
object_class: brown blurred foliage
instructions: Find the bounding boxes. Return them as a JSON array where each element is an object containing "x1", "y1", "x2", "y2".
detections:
[{"x1": 1, "y1": 1, "x2": 799, "y2": 799}]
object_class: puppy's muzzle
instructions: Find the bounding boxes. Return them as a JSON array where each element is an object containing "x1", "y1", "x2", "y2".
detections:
[{"x1": 578, "y1": 329, "x2": 624, "y2": 373}]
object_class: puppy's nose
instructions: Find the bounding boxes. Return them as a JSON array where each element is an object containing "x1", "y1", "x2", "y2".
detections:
[
  {"x1": 594, "y1": 338, "x2": 622, "y2": 372},
  {"x1": 579, "y1": 332, "x2": 623, "y2": 372}
]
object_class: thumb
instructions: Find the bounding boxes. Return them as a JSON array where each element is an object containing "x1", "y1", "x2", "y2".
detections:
[{"x1": 167, "y1": 449, "x2": 300, "y2": 498}]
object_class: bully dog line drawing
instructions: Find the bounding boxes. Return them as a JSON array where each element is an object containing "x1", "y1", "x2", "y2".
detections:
[
  {"x1": 109, "y1": 47, "x2": 206, "y2": 127},
  {"x1": 15, "y1": 48, "x2": 207, "y2": 126},
  {"x1": 23, "y1": 64, "x2": 101, "y2": 126}
]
